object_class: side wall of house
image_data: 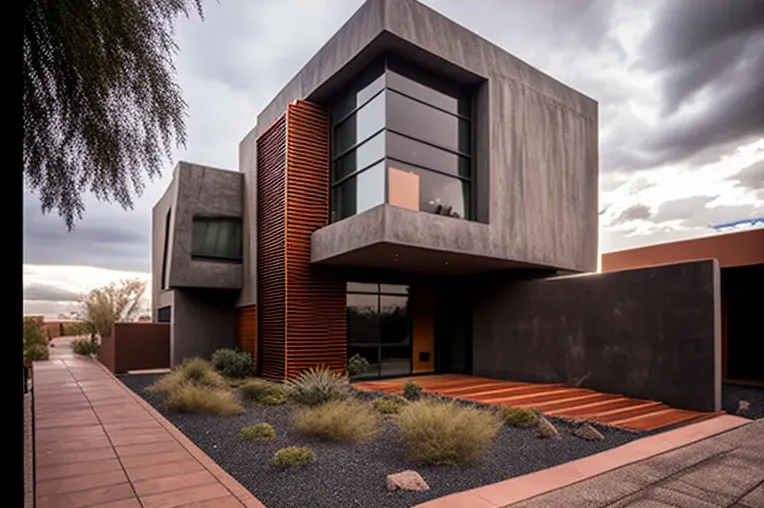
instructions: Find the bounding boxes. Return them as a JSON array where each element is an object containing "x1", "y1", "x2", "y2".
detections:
[
  {"x1": 472, "y1": 260, "x2": 721, "y2": 412},
  {"x1": 170, "y1": 289, "x2": 238, "y2": 367}
]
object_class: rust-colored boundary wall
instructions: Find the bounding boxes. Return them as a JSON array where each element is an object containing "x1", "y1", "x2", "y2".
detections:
[
  {"x1": 256, "y1": 101, "x2": 346, "y2": 380},
  {"x1": 601, "y1": 229, "x2": 764, "y2": 271},
  {"x1": 472, "y1": 260, "x2": 721, "y2": 412},
  {"x1": 236, "y1": 305, "x2": 258, "y2": 370},
  {"x1": 98, "y1": 322, "x2": 170, "y2": 374}
]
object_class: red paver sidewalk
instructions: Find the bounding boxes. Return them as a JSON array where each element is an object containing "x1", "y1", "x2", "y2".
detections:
[{"x1": 34, "y1": 339, "x2": 265, "y2": 508}]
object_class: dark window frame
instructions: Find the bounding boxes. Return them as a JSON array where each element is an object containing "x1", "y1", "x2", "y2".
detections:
[
  {"x1": 190, "y1": 215, "x2": 243, "y2": 262},
  {"x1": 328, "y1": 55, "x2": 476, "y2": 224},
  {"x1": 346, "y1": 282, "x2": 412, "y2": 379}
]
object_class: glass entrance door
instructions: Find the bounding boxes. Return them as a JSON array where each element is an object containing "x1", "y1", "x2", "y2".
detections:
[{"x1": 346, "y1": 282, "x2": 411, "y2": 379}]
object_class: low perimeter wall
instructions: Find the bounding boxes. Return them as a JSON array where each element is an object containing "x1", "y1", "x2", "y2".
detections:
[
  {"x1": 99, "y1": 322, "x2": 170, "y2": 374},
  {"x1": 472, "y1": 260, "x2": 721, "y2": 412}
]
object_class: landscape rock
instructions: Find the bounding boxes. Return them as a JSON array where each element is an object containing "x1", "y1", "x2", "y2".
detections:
[
  {"x1": 536, "y1": 416, "x2": 561, "y2": 439},
  {"x1": 386, "y1": 470, "x2": 430, "y2": 491},
  {"x1": 573, "y1": 423, "x2": 605, "y2": 441}
]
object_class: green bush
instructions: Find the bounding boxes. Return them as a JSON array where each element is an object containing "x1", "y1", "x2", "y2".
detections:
[
  {"x1": 211, "y1": 348, "x2": 253, "y2": 379},
  {"x1": 293, "y1": 399, "x2": 379, "y2": 443},
  {"x1": 165, "y1": 382, "x2": 243, "y2": 415},
  {"x1": 23, "y1": 317, "x2": 49, "y2": 367},
  {"x1": 500, "y1": 406, "x2": 540, "y2": 428},
  {"x1": 373, "y1": 396, "x2": 406, "y2": 415},
  {"x1": 71, "y1": 337, "x2": 99, "y2": 356},
  {"x1": 347, "y1": 354, "x2": 370, "y2": 377},
  {"x1": 240, "y1": 423, "x2": 276, "y2": 441},
  {"x1": 240, "y1": 379, "x2": 286, "y2": 405},
  {"x1": 283, "y1": 365, "x2": 351, "y2": 406},
  {"x1": 396, "y1": 400, "x2": 502, "y2": 465},
  {"x1": 273, "y1": 447, "x2": 315, "y2": 470},
  {"x1": 402, "y1": 380, "x2": 423, "y2": 401}
]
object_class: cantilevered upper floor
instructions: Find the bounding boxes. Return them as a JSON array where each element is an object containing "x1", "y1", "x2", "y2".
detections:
[{"x1": 237, "y1": 0, "x2": 599, "y2": 282}]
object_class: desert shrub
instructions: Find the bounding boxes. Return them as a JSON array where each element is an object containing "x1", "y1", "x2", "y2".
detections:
[
  {"x1": 71, "y1": 337, "x2": 99, "y2": 356},
  {"x1": 293, "y1": 399, "x2": 379, "y2": 443},
  {"x1": 283, "y1": 365, "x2": 351, "y2": 406},
  {"x1": 273, "y1": 447, "x2": 315, "y2": 470},
  {"x1": 347, "y1": 354, "x2": 370, "y2": 377},
  {"x1": 500, "y1": 406, "x2": 539, "y2": 428},
  {"x1": 396, "y1": 400, "x2": 502, "y2": 465},
  {"x1": 373, "y1": 396, "x2": 407, "y2": 415},
  {"x1": 61, "y1": 322, "x2": 91, "y2": 337},
  {"x1": 23, "y1": 317, "x2": 49, "y2": 367},
  {"x1": 240, "y1": 379, "x2": 286, "y2": 405},
  {"x1": 165, "y1": 383, "x2": 243, "y2": 415},
  {"x1": 150, "y1": 357, "x2": 227, "y2": 395},
  {"x1": 240, "y1": 423, "x2": 276, "y2": 441},
  {"x1": 211, "y1": 348, "x2": 253, "y2": 379},
  {"x1": 402, "y1": 380, "x2": 423, "y2": 401},
  {"x1": 24, "y1": 343, "x2": 49, "y2": 366}
]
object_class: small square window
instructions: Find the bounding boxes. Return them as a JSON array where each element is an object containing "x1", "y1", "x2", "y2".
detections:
[{"x1": 191, "y1": 217, "x2": 242, "y2": 261}]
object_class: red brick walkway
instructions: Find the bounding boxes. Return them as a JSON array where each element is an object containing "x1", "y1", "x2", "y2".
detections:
[{"x1": 34, "y1": 339, "x2": 265, "y2": 508}]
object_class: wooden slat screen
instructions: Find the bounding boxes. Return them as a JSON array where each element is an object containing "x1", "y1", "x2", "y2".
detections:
[
  {"x1": 256, "y1": 115, "x2": 287, "y2": 380},
  {"x1": 284, "y1": 101, "x2": 347, "y2": 378},
  {"x1": 236, "y1": 305, "x2": 258, "y2": 371}
]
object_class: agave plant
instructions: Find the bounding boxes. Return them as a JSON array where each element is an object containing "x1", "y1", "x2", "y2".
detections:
[{"x1": 282, "y1": 365, "x2": 351, "y2": 406}]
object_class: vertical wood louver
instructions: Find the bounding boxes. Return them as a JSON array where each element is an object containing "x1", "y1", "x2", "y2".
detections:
[
  {"x1": 235, "y1": 305, "x2": 258, "y2": 371},
  {"x1": 255, "y1": 101, "x2": 346, "y2": 380},
  {"x1": 256, "y1": 115, "x2": 287, "y2": 380},
  {"x1": 284, "y1": 101, "x2": 347, "y2": 378}
]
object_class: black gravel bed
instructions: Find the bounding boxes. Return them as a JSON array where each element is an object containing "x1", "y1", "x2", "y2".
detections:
[
  {"x1": 120, "y1": 374, "x2": 646, "y2": 508},
  {"x1": 723, "y1": 383, "x2": 764, "y2": 420}
]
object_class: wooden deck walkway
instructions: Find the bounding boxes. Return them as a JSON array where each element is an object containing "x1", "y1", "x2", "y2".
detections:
[{"x1": 353, "y1": 374, "x2": 724, "y2": 432}]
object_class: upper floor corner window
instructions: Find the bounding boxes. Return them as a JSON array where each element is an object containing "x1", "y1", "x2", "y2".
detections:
[
  {"x1": 329, "y1": 56, "x2": 474, "y2": 224},
  {"x1": 191, "y1": 216, "x2": 242, "y2": 261}
]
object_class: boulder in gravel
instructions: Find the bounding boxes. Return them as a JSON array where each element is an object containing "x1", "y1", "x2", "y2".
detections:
[
  {"x1": 386, "y1": 470, "x2": 430, "y2": 491},
  {"x1": 573, "y1": 423, "x2": 605, "y2": 441},
  {"x1": 536, "y1": 416, "x2": 561, "y2": 439}
]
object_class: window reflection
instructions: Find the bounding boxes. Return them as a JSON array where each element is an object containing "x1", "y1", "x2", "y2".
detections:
[
  {"x1": 333, "y1": 92, "x2": 385, "y2": 156},
  {"x1": 387, "y1": 132, "x2": 470, "y2": 179},
  {"x1": 346, "y1": 293, "x2": 379, "y2": 344},
  {"x1": 387, "y1": 161, "x2": 468, "y2": 219},
  {"x1": 386, "y1": 91, "x2": 470, "y2": 154},
  {"x1": 332, "y1": 68, "x2": 385, "y2": 122},
  {"x1": 380, "y1": 295, "x2": 408, "y2": 344},
  {"x1": 333, "y1": 161, "x2": 385, "y2": 221},
  {"x1": 333, "y1": 131, "x2": 385, "y2": 182}
]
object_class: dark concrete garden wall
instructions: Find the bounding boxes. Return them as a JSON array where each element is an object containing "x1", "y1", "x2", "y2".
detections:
[
  {"x1": 171, "y1": 289, "x2": 238, "y2": 367},
  {"x1": 472, "y1": 260, "x2": 721, "y2": 412},
  {"x1": 111, "y1": 322, "x2": 170, "y2": 374}
]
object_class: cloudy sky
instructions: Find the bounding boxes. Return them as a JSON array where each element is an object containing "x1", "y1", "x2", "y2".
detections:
[{"x1": 23, "y1": 0, "x2": 764, "y2": 318}]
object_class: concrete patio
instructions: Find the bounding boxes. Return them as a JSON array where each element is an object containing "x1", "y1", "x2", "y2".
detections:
[{"x1": 33, "y1": 338, "x2": 265, "y2": 508}]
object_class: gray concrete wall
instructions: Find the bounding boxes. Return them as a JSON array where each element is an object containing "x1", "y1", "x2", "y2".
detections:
[
  {"x1": 170, "y1": 289, "x2": 238, "y2": 367},
  {"x1": 237, "y1": 127, "x2": 258, "y2": 307},
  {"x1": 259, "y1": 0, "x2": 597, "y2": 273},
  {"x1": 472, "y1": 260, "x2": 722, "y2": 412},
  {"x1": 151, "y1": 179, "x2": 177, "y2": 317},
  {"x1": 167, "y1": 161, "x2": 244, "y2": 290}
]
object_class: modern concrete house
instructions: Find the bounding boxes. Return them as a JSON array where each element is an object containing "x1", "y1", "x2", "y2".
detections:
[{"x1": 152, "y1": 0, "x2": 727, "y2": 413}]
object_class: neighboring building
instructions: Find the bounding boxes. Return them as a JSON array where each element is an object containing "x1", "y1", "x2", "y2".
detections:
[
  {"x1": 152, "y1": 0, "x2": 729, "y2": 413},
  {"x1": 602, "y1": 229, "x2": 764, "y2": 386}
]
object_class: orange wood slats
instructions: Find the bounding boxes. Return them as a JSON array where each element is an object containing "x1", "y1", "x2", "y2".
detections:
[
  {"x1": 284, "y1": 101, "x2": 347, "y2": 378},
  {"x1": 236, "y1": 305, "x2": 258, "y2": 370},
  {"x1": 256, "y1": 114, "x2": 287, "y2": 380}
]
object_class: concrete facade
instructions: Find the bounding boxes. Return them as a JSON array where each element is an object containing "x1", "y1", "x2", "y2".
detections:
[
  {"x1": 255, "y1": 0, "x2": 598, "y2": 277},
  {"x1": 148, "y1": 0, "x2": 724, "y2": 414}
]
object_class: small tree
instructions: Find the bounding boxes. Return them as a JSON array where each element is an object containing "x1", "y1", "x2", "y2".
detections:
[{"x1": 77, "y1": 279, "x2": 147, "y2": 340}]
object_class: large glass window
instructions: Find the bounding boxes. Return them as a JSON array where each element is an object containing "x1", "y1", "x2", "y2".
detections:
[
  {"x1": 329, "y1": 57, "x2": 474, "y2": 223},
  {"x1": 346, "y1": 282, "x2": 411, "y2": 379},
  {"x1": 191, "y1": 217, "x2": 242, "y2": 261}
]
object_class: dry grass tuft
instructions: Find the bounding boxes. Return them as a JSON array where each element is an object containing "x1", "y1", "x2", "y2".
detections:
[
  {"x1": 273, "y1": 447, "x2": 315, "y2": 470},
  {"x1": 164, "y1": 383, "x2": 243, "y2": 415},
  {"x1": 240, "y1": 379, "x2": 286, "y2": 405},
  {"x1": 395, "y1": 400, "x2": 502, "y2": 465},
  {"x1": 500, "y1": 406, "x2": 540, "y2": 428},
  {"x1": 373, "y1": 396, "x2": 407, "y2": 415},
  {"x1": 148, "y1": 358, "x2": 226, "y2": 396},
  {"x1": 240, "y1": 423, "x2": 276, "y2": 441},
  {"x1": 293, "y1": 399, "x2": 380, "y2": 443}
]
